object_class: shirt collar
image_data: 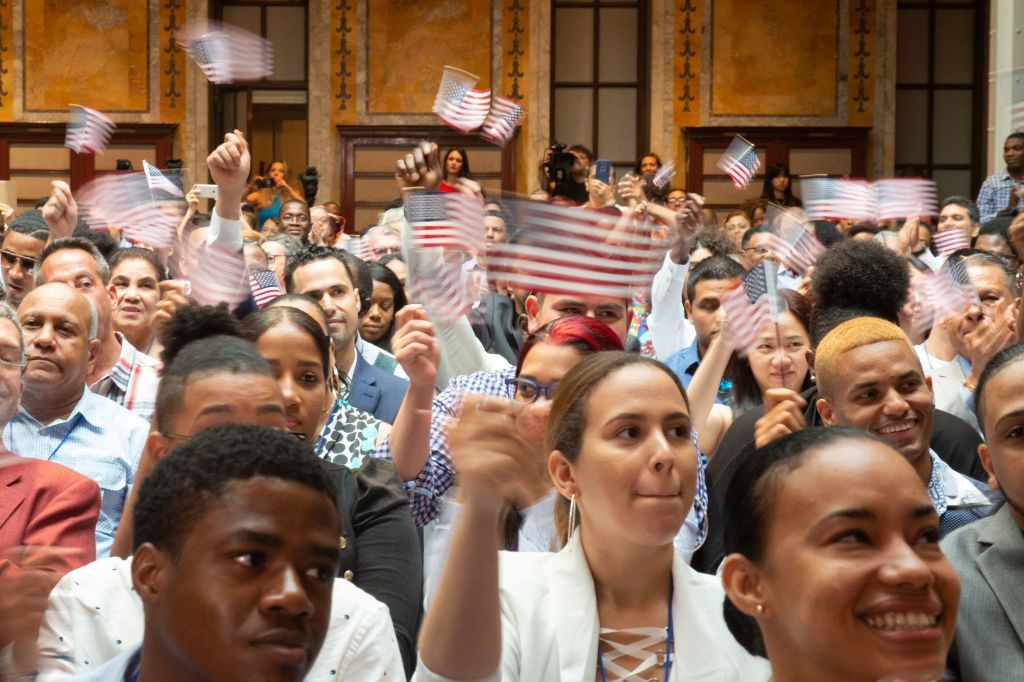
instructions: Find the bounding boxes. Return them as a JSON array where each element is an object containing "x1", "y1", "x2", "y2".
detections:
[
  {"x1": 19, "y1": 385, "x2": 104, "y2": 429},
  {"x1": 926, "y1": 450, "x2": 989, "y2": 515},
  {"x1": 678, "y1": 337, "x2": 701, "y2": 374}
]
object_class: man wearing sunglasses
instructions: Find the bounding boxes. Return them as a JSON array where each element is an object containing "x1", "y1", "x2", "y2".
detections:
[{"x1": 0, "y1": 210, "x2": 49, "y2": 307}]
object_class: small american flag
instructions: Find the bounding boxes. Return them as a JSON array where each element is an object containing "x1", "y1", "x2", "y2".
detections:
[
  {"x1": 764, "y1": 205, "x2": 825, "y2": 276},
  {"x1": 722, "y1": 262, "x2": 786, "y2": 356},
  {"x1": 652, "y1": 161, "x2": 676, "y2": 190},
  {"x1": 932, "y1": 228, "x2": 972, "y2": 256},
  {"x1": 143, "y1": 161, "x2": 184, "y2": 199},
  {"x1": 716, "y1": 136, "x2": 761, "y2": 190},
  {"x1": 802, "y1": 177, "x2": 938, "y2": 223},
  {"x1": 479, "y1": 96, "x2": 526, "y2": 147},
  {"x1": 875, "y1": 179, "x2": 938, "y2": 222},
  {"x1": 65, "y1": 105, "x2": 115, "y2": 155},
  {"x1": 916, "y1": 259, "x2": 978, "y2": 335},
  {"x1": 433, "y1": 66, "x2": 491, "y2": 134},
  {"x1": 405, "y1": 248, "x2": 475, "y2": 326},
  {"x1": 77, "y1": 173, "x2": 183, "y2": 248},
  {"x1": 248, "y1": 269, "x2": 284, "y2": 307},
  {"x1": 179, "y1": 22, "x2": 273, "y2": 85},
  {"x1": 486, "y1": 200, "x2": 662, "y2": 300},
  {"x1": 343, "y1": 237, "x2": 370, "y2": 261},
  {"x1": 406, "y1": 191, "x2": 485, "y2": 253}
]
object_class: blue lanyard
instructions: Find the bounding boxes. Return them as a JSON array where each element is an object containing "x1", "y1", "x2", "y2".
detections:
[
  {"x1": 5, "y1": 412, "x2": 81, "y2": 460},
  {"x1": 598, "y1": 582, "x2": 674, "y2": 682}
]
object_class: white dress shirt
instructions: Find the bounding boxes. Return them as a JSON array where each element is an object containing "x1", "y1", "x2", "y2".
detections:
[{"x1": 34, "y1": 557, "x2": 404, "y2": 681}]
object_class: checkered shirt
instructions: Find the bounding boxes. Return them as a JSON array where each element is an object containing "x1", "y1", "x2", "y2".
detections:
[
  {"x1": 976, "y1": 170, "x2": 1024, "y2": 222},
  {"x1": 89, "y1": 334, "x2": 162, "y2": 423}
]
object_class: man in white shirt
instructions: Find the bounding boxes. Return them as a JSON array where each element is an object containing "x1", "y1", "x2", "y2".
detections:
[{"x1": 41, "y1": 424, "x2": 403, "y2": 681}]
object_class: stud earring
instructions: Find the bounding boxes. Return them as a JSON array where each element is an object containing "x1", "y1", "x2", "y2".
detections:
[{"x1": 756, "y1": 603, "x2": 765, "y2": 616}]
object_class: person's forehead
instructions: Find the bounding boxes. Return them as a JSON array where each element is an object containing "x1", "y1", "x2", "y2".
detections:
[
  {"x1": 749, "y1": 232, "x2": 773, "y2": 245},
  {"x1": 693, "y1": 277, "x2": 739, "y2": 298},
  {"x1": 544, "y1": 294, "x2": 625, "y2": 311},
  {"x1": 294, "y1": 257, "x2": 352, "y2": 287},
  {"x1": 112, "y1": 257, "x2": 158, "y2": 279},
  {"x1": 20, "y1": 289, "x2": 87, "y2": 322},
  {"x1": 2, "y1": 230, "x2": 45, "y2": 253},
  {"x1": 42, "y1": 248, "x2": 100, "y2": 276},
  {"x1": 281, "y1": 202, "x2": 309, "y2": 215},
  {"x1": 836, "y1": 340, "x2": 919, "y2": 378},
  {"x1": 967, "y1": 263, "x2": 1011, "y2": 289},
  {"x1": 940, "y1": 204, "x2": 968, "y2": 217}
]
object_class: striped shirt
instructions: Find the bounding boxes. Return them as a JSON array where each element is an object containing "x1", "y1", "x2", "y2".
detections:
[
  {"x1": 5, "y1": 388, "x2": 148, "y2": 557},
  {"x1": 89, "y1": 334, "x2": 162, "y2": 423}
]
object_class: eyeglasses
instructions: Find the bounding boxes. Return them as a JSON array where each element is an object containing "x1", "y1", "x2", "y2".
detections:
[
  {"x1": 665, "y1": 197, "x2": 686, "y2": 205},
  {"x1": 506, "y1": 377, "x2": 560, "y2": 404},
  {"x1": 372, "y1": 247, "x2": 401, "y2": 258},
  {"x1": 281, "y1": 214, "x2": 310, "y2": 223},
  {"x1": 744, "y1": 246, "x2": 771, "y2": 256},
  {"x1": 0, "y1": 250, "x2": 36, "y2": 270}
]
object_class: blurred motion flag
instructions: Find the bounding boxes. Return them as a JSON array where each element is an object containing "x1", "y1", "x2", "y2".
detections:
[
  {"x1": 248, "y1": 269, "x2": 284, "y2": 308},
  {"x1": 77, "y1": 173, "x2": 182, "y2": 249},
  {"x1": 764, "y1": 204, "x2": 825, "y2": 275},
  {"x1": 486, "y1": 199, "x2": 662, "y2": 300},
  {"x1": 913, "y1": 258, "x2": 979, "y2": 337},
  {"x1": 189, "y1": 240, "x2": 249, "y2": 309},
  {"x1": 932, "y1": 228, "x2": 972, "y2": 256},
  {"x1": 479, "y1": 96, "x2": 526, "y2": 147},
  {"x1": 720, "y1": 262, "x2": 781, "y2": 356},
  {"x1": 433, "y1": 67, "x2": 491, "y2": 134},
  {"x1": 178, "y1": 21, "x2": 273, "y2": 84},
  {"x1": 716, "y1": 136, "x2": 761, "y2": 190},
  {"x1": 801, "y1": 177, "x2": 938, "y2": 223},
  {"x1": 652, "y1": 161, "x2": 676, "y2": 190},
  {"x1": 65, "y1": 105, "x2": 115, "y2": 155},
  {"x1": 406, "y1": 190, "x2": 486, "y2": 253}
]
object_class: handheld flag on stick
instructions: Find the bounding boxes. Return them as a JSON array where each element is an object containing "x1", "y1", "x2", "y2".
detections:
[
  {"x1": 716, "y1": 136, "x2": 761, "y2": 190},
  {"x1": 249, "y1": 269, "x2": 284, "y2": 308},
  {"x1": 432, "y1": 67, "x2": 491, "y2": 134},
  {"x1": 77, "y1": 173, "x2": 182, "y2": 249},
  {"x1": 764, "y1": 204, "x2": 825, "y2": 276},
  {"x1": 178, "y1": 21, "x2": 273, "y2": 84},
  {"x1": 65, "y1": 105, "x2": 115, "y2": 155},
  {"x1": 801, "y1": 177, "x2": 938, "y2": 223},
  {"x1": 479, "y1": 96, "x2": 526, "y2": 147}
]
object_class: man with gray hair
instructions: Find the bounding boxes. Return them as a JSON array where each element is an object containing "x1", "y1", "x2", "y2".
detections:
[
  {"x1": 364, "y1": 224, "x2": 402, "y2": 262},
  {"x1": 0, "y1": 210, "x2": 49, "y2": 306},
  {"x1": 8, "y1": 282, "x2": 148, "y2": 557},
  {"x1": 259, "y1": 233, "x2": 302, "y2": 287},
  {"x1": 35, "y1": 237, "x2": 162, "y2": 422}
]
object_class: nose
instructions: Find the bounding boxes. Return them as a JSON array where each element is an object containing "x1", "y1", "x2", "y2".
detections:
[
  {"x1": 260, "y1": 565, "x2": 314, "y2": 619},
  {"x1": 279, "y1": 373, "x2": 299, "y2": 408},
  {"x1": 367, "y1": 303, "x2": 382, "y2": 322},
  {"x1": 318, "y1": 293, "x2": 335, "y2": 315},
  {"x1": 877, "y1": 539, "x2": 935, "y2": 590},
  {"x1": 880, "y1": 387, "x2": 911, "y2": 416},
  {"x1": 8, "y1": 261, "x2": 24, "y2": 281},
  {"x1": 770, "y1": 352, "x2": 792, "y2": 371},
  {"x1": 648, "y1": 430, "x2": 676, "y2": 474},
  {"x1": 30, "y1": 322, "x2": 55, "y2": 349}
]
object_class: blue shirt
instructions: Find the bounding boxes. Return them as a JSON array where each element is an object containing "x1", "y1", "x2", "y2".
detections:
[
  {"x1": 976, "y1": 169, "x2": 1024, "y2": 222},
  {"x1": 4, "y1": 388, "x2": 148, "y2": 558}
]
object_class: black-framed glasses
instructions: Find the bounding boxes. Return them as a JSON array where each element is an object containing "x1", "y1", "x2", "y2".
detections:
[
  {"x1": 506, "y1": 377, "x2": 560, "y2": 404},
  {"x1": 0, "y1": 250, "x2": 36, "y2": 270},
  {"x1": 281, "y1": 214, "x2": 310, "y2": 223}
]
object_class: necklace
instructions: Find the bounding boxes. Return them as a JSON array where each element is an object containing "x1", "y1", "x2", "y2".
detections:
[{"x1": 597, "y1": 582, "x2": 674, "y2": 682}]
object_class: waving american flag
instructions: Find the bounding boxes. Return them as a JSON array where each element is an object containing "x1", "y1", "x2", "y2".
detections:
[{"x1": 65, "y1": 105, "x2": 115, "y2": 155}]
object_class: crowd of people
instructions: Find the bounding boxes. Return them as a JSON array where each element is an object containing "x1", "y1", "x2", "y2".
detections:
[{"x1": 0, "y1": 125, "x2": 1023, "y2": 682}]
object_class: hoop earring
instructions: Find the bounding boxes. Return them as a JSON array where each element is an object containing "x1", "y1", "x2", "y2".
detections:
[{"x1": 568, "y1": 494, "x2": 577, "y2": 552}]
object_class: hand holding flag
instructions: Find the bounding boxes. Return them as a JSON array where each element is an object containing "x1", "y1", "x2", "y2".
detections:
[{"x1": 716, "y1": 136, "x2": 761, "y2": 190}]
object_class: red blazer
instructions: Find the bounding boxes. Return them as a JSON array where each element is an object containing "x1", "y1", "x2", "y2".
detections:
[{"x1": 0, "y1": 455, "x2": 100, "y2": 575}]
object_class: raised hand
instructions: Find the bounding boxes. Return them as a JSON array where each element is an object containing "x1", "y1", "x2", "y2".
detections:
[
  {"x1": 392, "y1": 305, "x2": 440, "y2": 391},
  {"x1": 395, "y1": 141, "x2": 443, "y2": 192},
  {"x1": 449, "y1": 394, "x2": 537, "y2": 514},
  {"x1": 206, "y1": 129, "x2": 251, "y2": 218},
  {"x1": 40, "y1": 180, "x2": 78, "y2": 241},
  {"x1": 754, "y1": 388, "x2": 807, "y2": 448},
  {"x1": 894, "y1": 215, "x2": 922, "y2": 256},
  {"x1": 152, "y1": 280, "x2": 191, "y2": 342}
]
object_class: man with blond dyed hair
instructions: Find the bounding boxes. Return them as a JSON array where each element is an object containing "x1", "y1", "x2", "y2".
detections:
[{"x1": 814, "y1": 317, "x2": 997, "y2": 537}]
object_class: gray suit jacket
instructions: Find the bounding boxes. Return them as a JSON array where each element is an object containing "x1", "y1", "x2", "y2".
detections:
[{"x1": 942, "y1": 504, "x2": 1024, "y2": 681}]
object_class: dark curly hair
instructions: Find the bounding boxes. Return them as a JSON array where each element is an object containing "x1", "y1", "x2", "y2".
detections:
[
  {"x1": 283, "y1": 245, "x2": 371, "y2": 315},
  {"x1": 155, "y1": 303, "x2": 272, "y2": 432},
  {"x1": 132, "y1": 423, "x2": 338, "y2": 557},
  {"x1": 810, "y1": 238, "x2": 909, "y2": 324}
]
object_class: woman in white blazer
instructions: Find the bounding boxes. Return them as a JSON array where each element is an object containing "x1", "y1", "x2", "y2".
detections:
[
  {"x1": 720, "y1": 427, "x2": 961, "y2": 682},
  {"x1": 415, "y1": 352, "x2": 771, "y2": 681}
]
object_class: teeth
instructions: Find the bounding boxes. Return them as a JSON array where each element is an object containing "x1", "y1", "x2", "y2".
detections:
[
  {"x1": 878, "y1": 421, "x2": 914, "y2": 435},
  {"x1": 863, "y1": 612, "x2": 937, "y2": 630}
]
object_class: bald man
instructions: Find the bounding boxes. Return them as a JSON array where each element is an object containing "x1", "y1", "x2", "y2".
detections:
[{"x1": 5, "y1": 283, "x2": 147, "y2": 557}]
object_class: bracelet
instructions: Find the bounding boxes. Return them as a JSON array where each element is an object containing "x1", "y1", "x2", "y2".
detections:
[{"x1": 962, "y1": 378, "x2": 977, "y2": 392}]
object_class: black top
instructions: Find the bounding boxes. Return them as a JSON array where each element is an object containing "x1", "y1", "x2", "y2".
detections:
[
  {"x1": 322, "y1": 457, "x2": 422, "y2": 677},
  {"x1": 691, "y1": 385, "x2": 986, "y2": 574}
]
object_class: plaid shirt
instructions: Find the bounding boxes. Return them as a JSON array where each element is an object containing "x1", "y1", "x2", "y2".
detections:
[
  {"x1": 89, "y1": 334, "x2": 162, "y2": 423},
  {"x1": 374, "y1": 366, "x2": 516, "y2": 526},
  {"x1": 5, "y1": 388, "x2": 149, "y2": 558},
  {"x1": 976, "y1": 170, "x2": 1024, "y2": 222}
]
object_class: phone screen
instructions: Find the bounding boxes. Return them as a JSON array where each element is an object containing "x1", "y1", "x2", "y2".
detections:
[{"x1": 594, "y1": 159, "x2": 612, "y2": 184}]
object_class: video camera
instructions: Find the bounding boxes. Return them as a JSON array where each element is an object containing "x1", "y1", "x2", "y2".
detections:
[{"x1": 543, "y1": 142, "x2": 578, "y2": 198}]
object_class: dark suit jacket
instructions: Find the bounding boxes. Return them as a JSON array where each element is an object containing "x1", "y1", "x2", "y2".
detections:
[
  {"x1": 322, "y1": 457, "x2": 422, "y2": 678},
  {"x1": 467, "y1": 292, "x2": 523, "y2": 365},
  {"x1": 692, "y1": 386, "x2": 986, "y2": 574},
  {"x1": 942, "y1": 505, "x2": 1024, "y2": 681},
  {"x1": 0, "y1": 455, "x2": 100, "y2": 576},
  {"x1": 349, "y1": 352, "x2": 408, "y2": 424}
]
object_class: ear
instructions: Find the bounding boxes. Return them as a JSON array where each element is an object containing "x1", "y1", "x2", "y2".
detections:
[
  {"x1": 524, "y1": 294, "x2": 541, "y2": 326},
  {"x1": 147, "y1": 430, "x2": 173, "y2": 462},
  {"x1": 132, "y1": 542, "x2": 171, "y2": 606},
  {"x1": 805, "y1": 348, "x2": 815, "y2": 371},
  {"x1": 816, "y1": 397, "x2": 835, "y2": 426},
  {"x1": 107, "y1": 284, "x2": 118, "y2": 308},
  {"x1": 977, "y1": 443, "x2": 1000, "y2": 492},
  {"x1": 924, "y1": 374, "x2": 934, "y2": 397},
  {"x1": 86, "y1": 338, "x2": 101, "y2": 375},
  {"x1": 721, "y1": 553, "x2": 772, "y2": 618},
  {"x1": 971, "y1": 223, "x2": 980, "y2": 239},
  {"x1": 548, "y1": 449, "x2": 577, "y2": 500},
  {"x1": 683, "y1": 299, "x2": 692, "y2": 319}
]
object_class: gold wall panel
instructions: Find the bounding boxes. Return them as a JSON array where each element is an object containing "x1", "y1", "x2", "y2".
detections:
[
  {"x1": 160, "y1": 0, "x2": 185, "y2": 122},
  {"x1": 366, "y1": 0, "x2": 491, "y2": 114},
  {"x1": 24, "y1": 0, "x2": 149, "y2": 112},
  {"x1": 0, "y1": 0, "x2": 12, "y2": 121},
  {"x1": 848, "y1": 0, "x2": 875, "y2": 125},
  {"x1": 674, "y1": 0, "x2": 700, "y2": 128},
  {"x1": 710, "y1": 0, "x2": 837, "y2": 117},
  {"x1": 331, "y1": 0, "x2": 357, "y2": 125},
  {"x1": 503, "y1": 0, "x2": 529, "y2": 191}
]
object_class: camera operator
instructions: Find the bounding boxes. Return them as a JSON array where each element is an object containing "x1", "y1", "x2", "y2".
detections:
[{"x1": 537, "y1": 143, "x2": 592, "y2": 205}]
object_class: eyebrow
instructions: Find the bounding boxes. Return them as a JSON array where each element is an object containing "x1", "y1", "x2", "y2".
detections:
[
  {"x1": 605, "y1": 411, "x2": 691, "y2": 425},
  {"x1": 225, "y1": 530, "x2": 340, "y2": 561},
  {"x1": 850, "y1": 370, "x2": 919, "y2": 392},
  {"x1": 818, "y1": 504, "x2": 935, "y2": 524},
  {"x1": 994, "y1": 409, "x2": 1024, "y2": 432}
]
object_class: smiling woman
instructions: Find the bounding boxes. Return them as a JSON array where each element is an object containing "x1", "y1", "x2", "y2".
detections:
[
  {"x1": 720, "y1": 427, "x2": 960, "y2": 682},
  {"x1": 107, "y1": 247, "x2": 168, "y2": 359}
]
